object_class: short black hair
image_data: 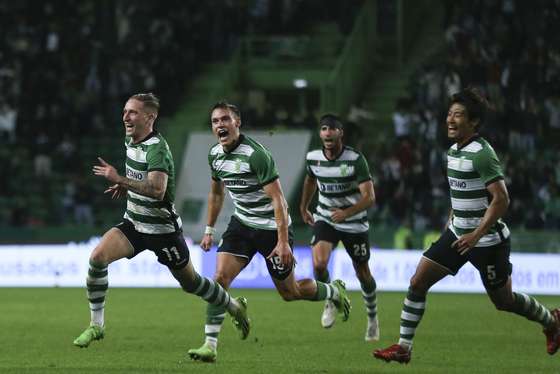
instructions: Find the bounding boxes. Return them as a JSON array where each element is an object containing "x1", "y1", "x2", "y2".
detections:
[
  {"x1": 449, "y1": 87, "x2": 491, "y2": 129},
  {"x1": 319, "y1": 113, "x2": 343, "y2": 129},
  {"x1": 211, "y1": 100, "x2": 241, "y2": 120}
]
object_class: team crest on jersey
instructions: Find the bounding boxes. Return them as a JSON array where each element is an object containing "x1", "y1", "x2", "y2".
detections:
[
  {"x1": 234, "y1": 159, "x2": 241, "y2": 173},
  {"x1": 340, "y1": 164, "x2": 349, "y2": 176}
]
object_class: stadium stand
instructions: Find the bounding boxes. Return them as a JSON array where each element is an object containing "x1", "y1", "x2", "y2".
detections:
[
  {"x1": 0, "y1": 0, "x2": 361, "y2": 241},
  {"x1": 0, "y1": 0, "x2": 557, "y2": 248},
  {"x1": 360, "y1": 0, "x2": 560, "y2": 236}
]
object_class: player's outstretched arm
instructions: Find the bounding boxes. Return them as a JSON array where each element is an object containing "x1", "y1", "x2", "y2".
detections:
[
  {"x1": 200, "y1": 179, "x2": 225, "y2": 252},
  {"x1": 263, "y1": 179, "x2": 293, "y2": 266},
  {"x1": 93, "y1": 157, "x2": 167, "y2": 200},
  {"x1": 104, "y1": 184, "x2": 127, "y2": 199},
  {"x1": 299, "y1": 175, "x2": 317, "y2": 226}
]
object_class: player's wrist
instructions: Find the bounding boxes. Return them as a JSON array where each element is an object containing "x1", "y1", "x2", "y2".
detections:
[{"x1": 204, "y1": 225, "x2": 216, "y2": 236}]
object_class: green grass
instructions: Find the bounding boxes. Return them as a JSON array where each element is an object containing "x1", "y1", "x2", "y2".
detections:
[{"x1": 1, "y1": 288, "x2": 558, "y2": 373}]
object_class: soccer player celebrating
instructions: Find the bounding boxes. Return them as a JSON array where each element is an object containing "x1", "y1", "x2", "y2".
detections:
[
  {"x1": 299, "y1": 114, "x2": 379, "y2": 341},
  {"x1": 373, "y1": 88, "x2": 560, "y2": 364},
  {"x1": 73, "y1": 93, "x2": 249, "y2": 348},
  {"x1": 187, "y1": 101, "x2": 351, "y2": 363}
]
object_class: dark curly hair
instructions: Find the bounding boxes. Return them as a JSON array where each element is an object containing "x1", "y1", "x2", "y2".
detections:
[{"x1": 449, "y1": 87, "x2": 491, "y2": 129}]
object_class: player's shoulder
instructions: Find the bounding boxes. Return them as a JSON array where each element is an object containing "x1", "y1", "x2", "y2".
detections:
[
  {"x1": 242, "y1": 135, "x2": 269, "y2": 158},
  {"x1": 306, "y1": 148, "x2": 324, "y2": 161},
  {"x1": 339, "y1": 145, "x2": 363, "y2": 161},
  {"x1": 450, "y1": 136, "x2": 492, "y2": 155},
  {"x1": 209, "y1": 142, "x2": 222, "y2": 156}
]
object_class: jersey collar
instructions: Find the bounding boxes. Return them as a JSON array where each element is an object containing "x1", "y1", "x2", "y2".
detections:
[
  {"x1": 131, "y1": 130, "x2": 158, "y2": 145},
  {"x1": 322, "y1": 144, "x2": 345, "y2": 161},
  {"x1": 456, "y1": 133, "x2": 480, "y2": 150},
  {"x1": 223, "y1": 134, "x2": 244, "y2": 154}
]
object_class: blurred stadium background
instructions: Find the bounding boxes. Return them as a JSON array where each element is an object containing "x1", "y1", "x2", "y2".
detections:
[
  {"x1": 1, "y1": 0, "x2": 559, "y2": 250},
  {"x1": 1, "y1": 0, "x2": 559, "y2": 372}
]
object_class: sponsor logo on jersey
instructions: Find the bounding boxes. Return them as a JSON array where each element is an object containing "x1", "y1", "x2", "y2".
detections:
[
  {"x1": 126, "y1": 168, "x2": 144, "y2": 180},
  {"x1": 224, "y1": 179, "x2": 247, "y2": 187},
  {"x1": 319, "y1": 182, "x2": 351, "y2": 192},
  {"x1": 449, "y1": 178, "x2": 467, "y2": 189}
]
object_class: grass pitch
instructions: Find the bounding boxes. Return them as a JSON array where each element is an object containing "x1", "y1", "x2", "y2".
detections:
[{"x1": 1, "y1": 288, "x2": 558, "y2": 373}]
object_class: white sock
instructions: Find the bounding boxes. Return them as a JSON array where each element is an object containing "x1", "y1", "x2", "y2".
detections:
[
  {"x1": 398, "y1": 339, "x2": 412, "y2": 351},
  {"x1": 205, "y1": 336, "x2": 218, "y2": 350},
  {"x1": 90, "y1": 309, "x2": 104, "y2": 327}
]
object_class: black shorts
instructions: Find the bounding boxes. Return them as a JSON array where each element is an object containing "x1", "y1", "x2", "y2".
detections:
[
  {"x1": 424, "y1": 228, "x2": 512, "y2": 290},
  {"x1": 311, "y1": 220, "x2": 370, "y2": 263},
  {"x1": 218, "y1": 215, "x2": 294, "y2": 280},
  {"x1": 115, "y1": 219, "x2": 190, "y2": 270}
]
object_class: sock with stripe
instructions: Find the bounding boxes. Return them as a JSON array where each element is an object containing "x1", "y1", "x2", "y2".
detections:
[
  {"x1": 312, "y1": 281, "x2": 339, "y2": 301},
  {"x1": 191, "y1": 273, "x2": 234, "y2": 311},
  {"x1": 86, "y1": 260, "x2": 108, "y2": 327},
  {"x1": 398, "y1": 288, "x2": 426, "y2": 350},
  {"x1": 190, "y1": 273, "x2": 237, "y2": 350},
  {"x1": 511, "y1": 292, "x2": 555, "y2": 328},
  {"x1": 204, "y1": 303, "x2": 226, "y2": 350},
  {"x1": 360, "y1": 277, "x2": 377, "y2": 320}
]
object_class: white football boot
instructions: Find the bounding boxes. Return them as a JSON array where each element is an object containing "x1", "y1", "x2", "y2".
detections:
[{"x1": 321, "y1": 300, "x2": 337, "y2": 328}]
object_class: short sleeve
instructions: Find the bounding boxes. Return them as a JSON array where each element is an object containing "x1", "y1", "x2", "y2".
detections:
[
  {"x1": 250, "y1": 148, "x2": 278, "y2": 185},
  {"x1": 355, "y1": 153, "x2": 372, "y2": 184},
  {"x1": 208, "y1": 151, "x2": 219, "y2": 180},
  {"x1": 147, "y1": 145, "x2": 171, "y2": 174},
  {"x1": 473, "y1": 147, "x2": 503, "y2": 185},
  {"x1": 305, "y1": 155, "x2": 315, "y2": 177}
]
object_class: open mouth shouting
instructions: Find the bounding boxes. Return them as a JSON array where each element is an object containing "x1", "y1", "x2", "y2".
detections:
[
  {"x1": 322, "y1": 137, "x2": 335, "y2": 147},
  {"x1": 125, "y1": 122, "x2": 135, "y2": 134},
  {"x1": 447, "y1": 123, "x2": 458, "y2": 138},
  {"x1": 217, "y1": 128, "x2": 230, "y2": 142}
]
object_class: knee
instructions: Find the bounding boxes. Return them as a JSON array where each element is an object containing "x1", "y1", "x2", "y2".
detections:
[
  {"x1": 213, "y1": 271, "x2": 233, "y2": 289},
  {"x1": 89, "y1": 249, "x2": 109, "y2": 266},
  {"x1": 409, "y1": 275, "x2": 429, "y2": 295}
]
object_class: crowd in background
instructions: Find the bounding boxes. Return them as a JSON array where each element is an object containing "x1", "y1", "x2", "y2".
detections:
[
  {"x1": 0, "y1": 0, "x2": 242, "y2": 227},
  {"x1": 368, "y1": 0, "x2": 560, "y2": 233},
  {"x1": 0, "y1": 0, "x2": 361, "y2": 229},
  {"x1": 0, "y1": 0, "x2": 558, "y2": 234}
]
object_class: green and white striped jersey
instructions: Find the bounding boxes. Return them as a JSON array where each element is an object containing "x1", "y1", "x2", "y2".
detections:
[
  {"x1": 123, "y1": 131, "x2": 182, "y2": 234},
  {"x1": 209, "y1": 134, "x2": 291, "y2": 230},
  {"x1": 306, "y1": 146, "x2": 372, "y2": 233},
  {"x1": 447, "y1": 136, "x2": 510, "y2": 246}
]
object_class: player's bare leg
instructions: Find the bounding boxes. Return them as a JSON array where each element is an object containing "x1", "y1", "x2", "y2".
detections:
[
  {"x1": 373, "y1": 258, "x2": 448, "y2": 363},
  {"x1": 353, "y1": 261, "x2": 379, "y2": 341},
  {"x1": 74, "y1": 228, "x2": 133, "y2": 348},
  {"x1": 312, "y1": 241, "x2": 337, "y2": 328},
  {"x1": 487, "y1": 277, "x2": 560, "y2": 355},
  {"x1": 187, "y1": 253, "x2": 247, "y2": 362}
]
